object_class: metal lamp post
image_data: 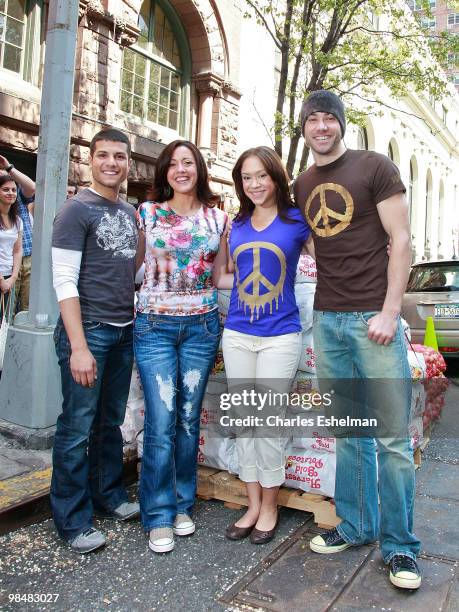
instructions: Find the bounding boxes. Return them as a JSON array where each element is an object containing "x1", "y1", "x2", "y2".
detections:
[{"x1": 0, "y1": 0, "x2": 79, "y2": 444}]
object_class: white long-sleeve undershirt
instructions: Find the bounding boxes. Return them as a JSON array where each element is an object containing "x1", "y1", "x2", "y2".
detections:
[{"x1": 52, "y1": 247, "x2": 81, "y2": 302}]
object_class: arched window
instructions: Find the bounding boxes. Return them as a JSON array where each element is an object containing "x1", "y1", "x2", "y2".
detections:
[
  {"x1": 388, "y1": 142, "x2": 394, "y2": 161},
  {"x1": 357, "y1": 126, "x2": 368, "y2": 150},
  {"x1": 0, "y1": 0, "x2": 42, "y2": 80},
  {"x1": 424, "y1": 170, "x2": 433, "y2": 258},
  {"x1": 120, "y1": 0, "x2": 190, "y2": 132},
  {"x1": 387, "y1": 138, "x2": 400, "y2": 167},
  {"x1": 409, "y1": 156, "x2": 418, "y2": 259},
  {"x1": 409, "y1": 159, "x2": 414, "y2": 222},
  {"x1": 437, "y1": 181, "x2": 445, "y2": 258}
]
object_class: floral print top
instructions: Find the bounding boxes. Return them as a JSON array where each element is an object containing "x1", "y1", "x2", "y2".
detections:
[{"x1": 136, "y1": 201, "x2": 228, "y2": 315}]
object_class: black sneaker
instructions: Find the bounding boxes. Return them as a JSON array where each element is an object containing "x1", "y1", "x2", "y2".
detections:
[
  {"x1": 310, "y1": 528, "x2": 352, "y2": 554},
  {"x1": 389, "y1": 555, "x2": 421, "y2": 589}
]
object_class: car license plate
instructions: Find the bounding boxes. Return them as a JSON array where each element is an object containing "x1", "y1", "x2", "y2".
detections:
[{"x1": 434, "y1": 303, "x2": 459, "y2": 318}]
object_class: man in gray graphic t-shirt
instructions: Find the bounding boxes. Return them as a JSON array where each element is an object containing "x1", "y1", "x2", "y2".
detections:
[{"x1": 51, "y1": 128, "x2": 139, "y2": 553}]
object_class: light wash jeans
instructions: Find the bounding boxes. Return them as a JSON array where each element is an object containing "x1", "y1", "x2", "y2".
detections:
[
  {"x1": 134, "y1": 310, "x2": 220, "y2": 530},
  {"x1": 313, "y1": 310, "x2": 421, "y2": 563},
  {"x1": 222, "y1": 328, "x2": 302, "y2": 488}
]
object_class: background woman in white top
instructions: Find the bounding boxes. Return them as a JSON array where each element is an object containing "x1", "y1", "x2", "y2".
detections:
[{"x1": 0, "y1": 174, "x2": 23, "y2": 324}]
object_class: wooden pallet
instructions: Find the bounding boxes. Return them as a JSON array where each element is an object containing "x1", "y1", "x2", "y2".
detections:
[
  {"x1": 0, "y1": 457, "x2": 139, "y2": 536},
  {"x1": 196, "y1": 466, "x2": 340, "y2": 529}
]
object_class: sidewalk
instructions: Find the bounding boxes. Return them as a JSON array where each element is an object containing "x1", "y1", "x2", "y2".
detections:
[{"x1": 0, "y1": 383, "x2": 457, "y2": 611}]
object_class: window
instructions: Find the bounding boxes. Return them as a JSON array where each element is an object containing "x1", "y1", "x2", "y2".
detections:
[
  {"x1": 365, "y1": 9, "x2": 379, "y2": 28},
  {"x1": 420, "y1": 16, "x2": 436, "y2": 28},
  {"x1": 357, "y1": 126, "x2": 368, "y2": 150},
  {"x1": 409, "y1": 160, "x2": 414, "y2": 221},
  {"x1": 408, "y1": 0, "x2": 436, "y2": 10},
  {"x1": 120, "y1": 0, "x2": 189, "y2": 132},
  {"x1": 388, "y1": 142, "x2": 394, "y2": 161},
  {"x1": 0, "y1": 0, "x2": 43, "y2": 83},
  {"x1": 448, "y1": 13, "x2": 459, "y2": 27},
  {"x1": 425, "y1": 172, "x2": 432, "y2": 253},
  {"x1": 450, "y1": 73, "x2": 459, "y2": 85},
  {"x1": 448, "y1": 52, "x2": 458, "y2": 68},
  {"x1": 406, "y1": 264, "x2": 459, "y2": 292},
  {"x1": 0, "y1": 0, "x2": 27, "y2": 73}
]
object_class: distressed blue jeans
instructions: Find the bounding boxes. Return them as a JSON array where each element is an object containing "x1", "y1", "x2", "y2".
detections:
[
  {"x1": 51, "y1": 319, "x2": 133, "y2": 541},
  {"x1": 313, "y1": 310, "x2": 421, "y2": 563},
  {"x1": 134, "y1": 309, "x2": 220, "y2": 531}
]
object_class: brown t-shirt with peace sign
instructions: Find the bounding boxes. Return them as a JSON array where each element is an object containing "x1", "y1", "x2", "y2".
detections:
[{"x1": 293, "y1": 149, "x2": 405, "y2": 312}]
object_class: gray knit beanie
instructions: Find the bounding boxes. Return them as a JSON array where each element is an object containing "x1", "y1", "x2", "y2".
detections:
[{"x1": 300, "y1": 90, "x2": 346, "y2": 137}]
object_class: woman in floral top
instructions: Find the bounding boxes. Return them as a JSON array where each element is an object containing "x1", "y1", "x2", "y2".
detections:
[{"x1": 135, "y1": 140, "x2": 228, "y2": 554}]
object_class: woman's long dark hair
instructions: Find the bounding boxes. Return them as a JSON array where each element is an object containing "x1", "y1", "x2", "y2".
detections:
[
  {"x1": 232, "y1": 146, "x2": 297, "y2": 224},
  {"x1": 0, "y1": 175, "x2": 20, "y2": 231},
  {"x1": 151, "y1": 140, "x2": 219, "y2": 207}
]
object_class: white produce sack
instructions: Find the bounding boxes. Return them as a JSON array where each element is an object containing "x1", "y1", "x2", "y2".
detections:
[
  {"x1": 294, "y1": 283, "x2": 315, "y2": 332},
  {"x1": 122, "y1": 364, "x2": 145, "y2": 446},
  {"x1": 297, "y1": 329, "x2": 316, "y2": 373},
  {"x1": 126, "y1": 397, "x2": 145, "y2": 433},
  {"x1": 292, "y1": 432, "x2": 336, "y2": 454},
  {"x1": 217, "y1": 289, "x2": 231, "y2": 326},
  {"x1": 197, "y1": 428, "x2": 236, "y2": 473},
  {"x1": 205, "y1": 372, "x2": 227, "y2": 395},
  {"x1": 295, "y1": 254, "x2": 317, "y2": 283},
  {"x1": 128, "y1": 363, "x2": 144, "y2": 401},
  {"x1": 292, "y1": 371, "x2": 321, "y2": 394},
  {"x1": 407, "y1": 350, "x2": 426, "y2": 381},
  {"x1": 411, "y1": 380, "x2": 425, "y2": 417},
  {"x1": 120, "y1": 407, "x2": 137, "y2": 448},
  {"x1": 284, "y1": 446, "x2": 336, "y2": 497},
  {"x1": 409, "y1": 415, "x2": 423, "y2": 450},
  {"x1": 137, "y1": 430, "x2": 144, "y2": 459},
  {"x1": 200, "y1": 394, "x2": 221, "y2": 429},
  {"x1": 401, "y1": 317, "x2": 411, "y2": 343}
]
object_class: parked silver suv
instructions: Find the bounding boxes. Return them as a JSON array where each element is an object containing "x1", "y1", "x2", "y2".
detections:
[{"x1": 401, "y1": 260, "x2": 459, "y2": 358}]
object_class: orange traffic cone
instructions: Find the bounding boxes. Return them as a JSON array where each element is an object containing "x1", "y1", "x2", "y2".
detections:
[{"x1": 424, "y1": 316, "x2": 438, "y2": 351}]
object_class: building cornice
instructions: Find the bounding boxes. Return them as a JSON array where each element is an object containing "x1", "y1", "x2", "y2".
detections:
[
  {"x1": 405, "y1": 91, "x2": 459, "y2": 158},
  {"x1": 78, "y1": 0, "x2": 140, "y2": 46},
  {"x1": 192, "y1": 71, "x2": 241, "y2": 99}
]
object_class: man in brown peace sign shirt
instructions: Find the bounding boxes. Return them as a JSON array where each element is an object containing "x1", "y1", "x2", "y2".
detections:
[{"x1": 294, "y1": 90, "x2": 421, "y2": 590}]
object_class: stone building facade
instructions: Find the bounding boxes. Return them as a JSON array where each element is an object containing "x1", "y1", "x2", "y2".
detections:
[{"x1": 0, "y1": 0, "x2": 243, "y2": 205}]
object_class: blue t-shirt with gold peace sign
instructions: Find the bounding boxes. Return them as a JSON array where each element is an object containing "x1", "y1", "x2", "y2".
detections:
[{"x1": 225, "y1": 207, "x2": 310, "y2": 337}]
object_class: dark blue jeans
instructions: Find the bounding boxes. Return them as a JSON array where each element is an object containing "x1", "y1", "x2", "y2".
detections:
[
  {"x1": 51, "y1": 318, "x2": 134, "y2": 541},
  {"x1": 134, "y1": 309, "x2": 220, "y2": 531}
]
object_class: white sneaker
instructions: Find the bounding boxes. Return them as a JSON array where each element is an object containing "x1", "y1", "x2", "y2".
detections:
[
  {"x1": 173, "y1": 513, "x2": 196, "y2": 536},
  {"x1": 149, "y1": 527, "x2": 174, "y2": 553},
  {"x1": 310, "y1": 528, "x2": 352, "y2": 554},
  {"x1": 389, "y1": 555, "x2": 422, "y2": 590}
]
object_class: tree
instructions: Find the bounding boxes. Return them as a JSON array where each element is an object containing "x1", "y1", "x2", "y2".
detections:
[{"x1": 242, "y1": 0, "x2": 459, "y2": 177}]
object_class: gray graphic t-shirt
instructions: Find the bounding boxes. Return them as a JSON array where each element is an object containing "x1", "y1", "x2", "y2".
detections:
[{"x1": 52, "y1": 188, "x2": 138, "y2": 324}]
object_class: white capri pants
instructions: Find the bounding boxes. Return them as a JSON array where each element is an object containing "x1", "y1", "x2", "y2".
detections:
[{"x1": 222, "y1": 328, "x2": 302, "y2": 488}]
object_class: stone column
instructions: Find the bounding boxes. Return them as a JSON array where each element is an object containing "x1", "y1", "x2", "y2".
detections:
[{"x1": 193, "y1": 72, "x2": 223, "y2": 159}]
